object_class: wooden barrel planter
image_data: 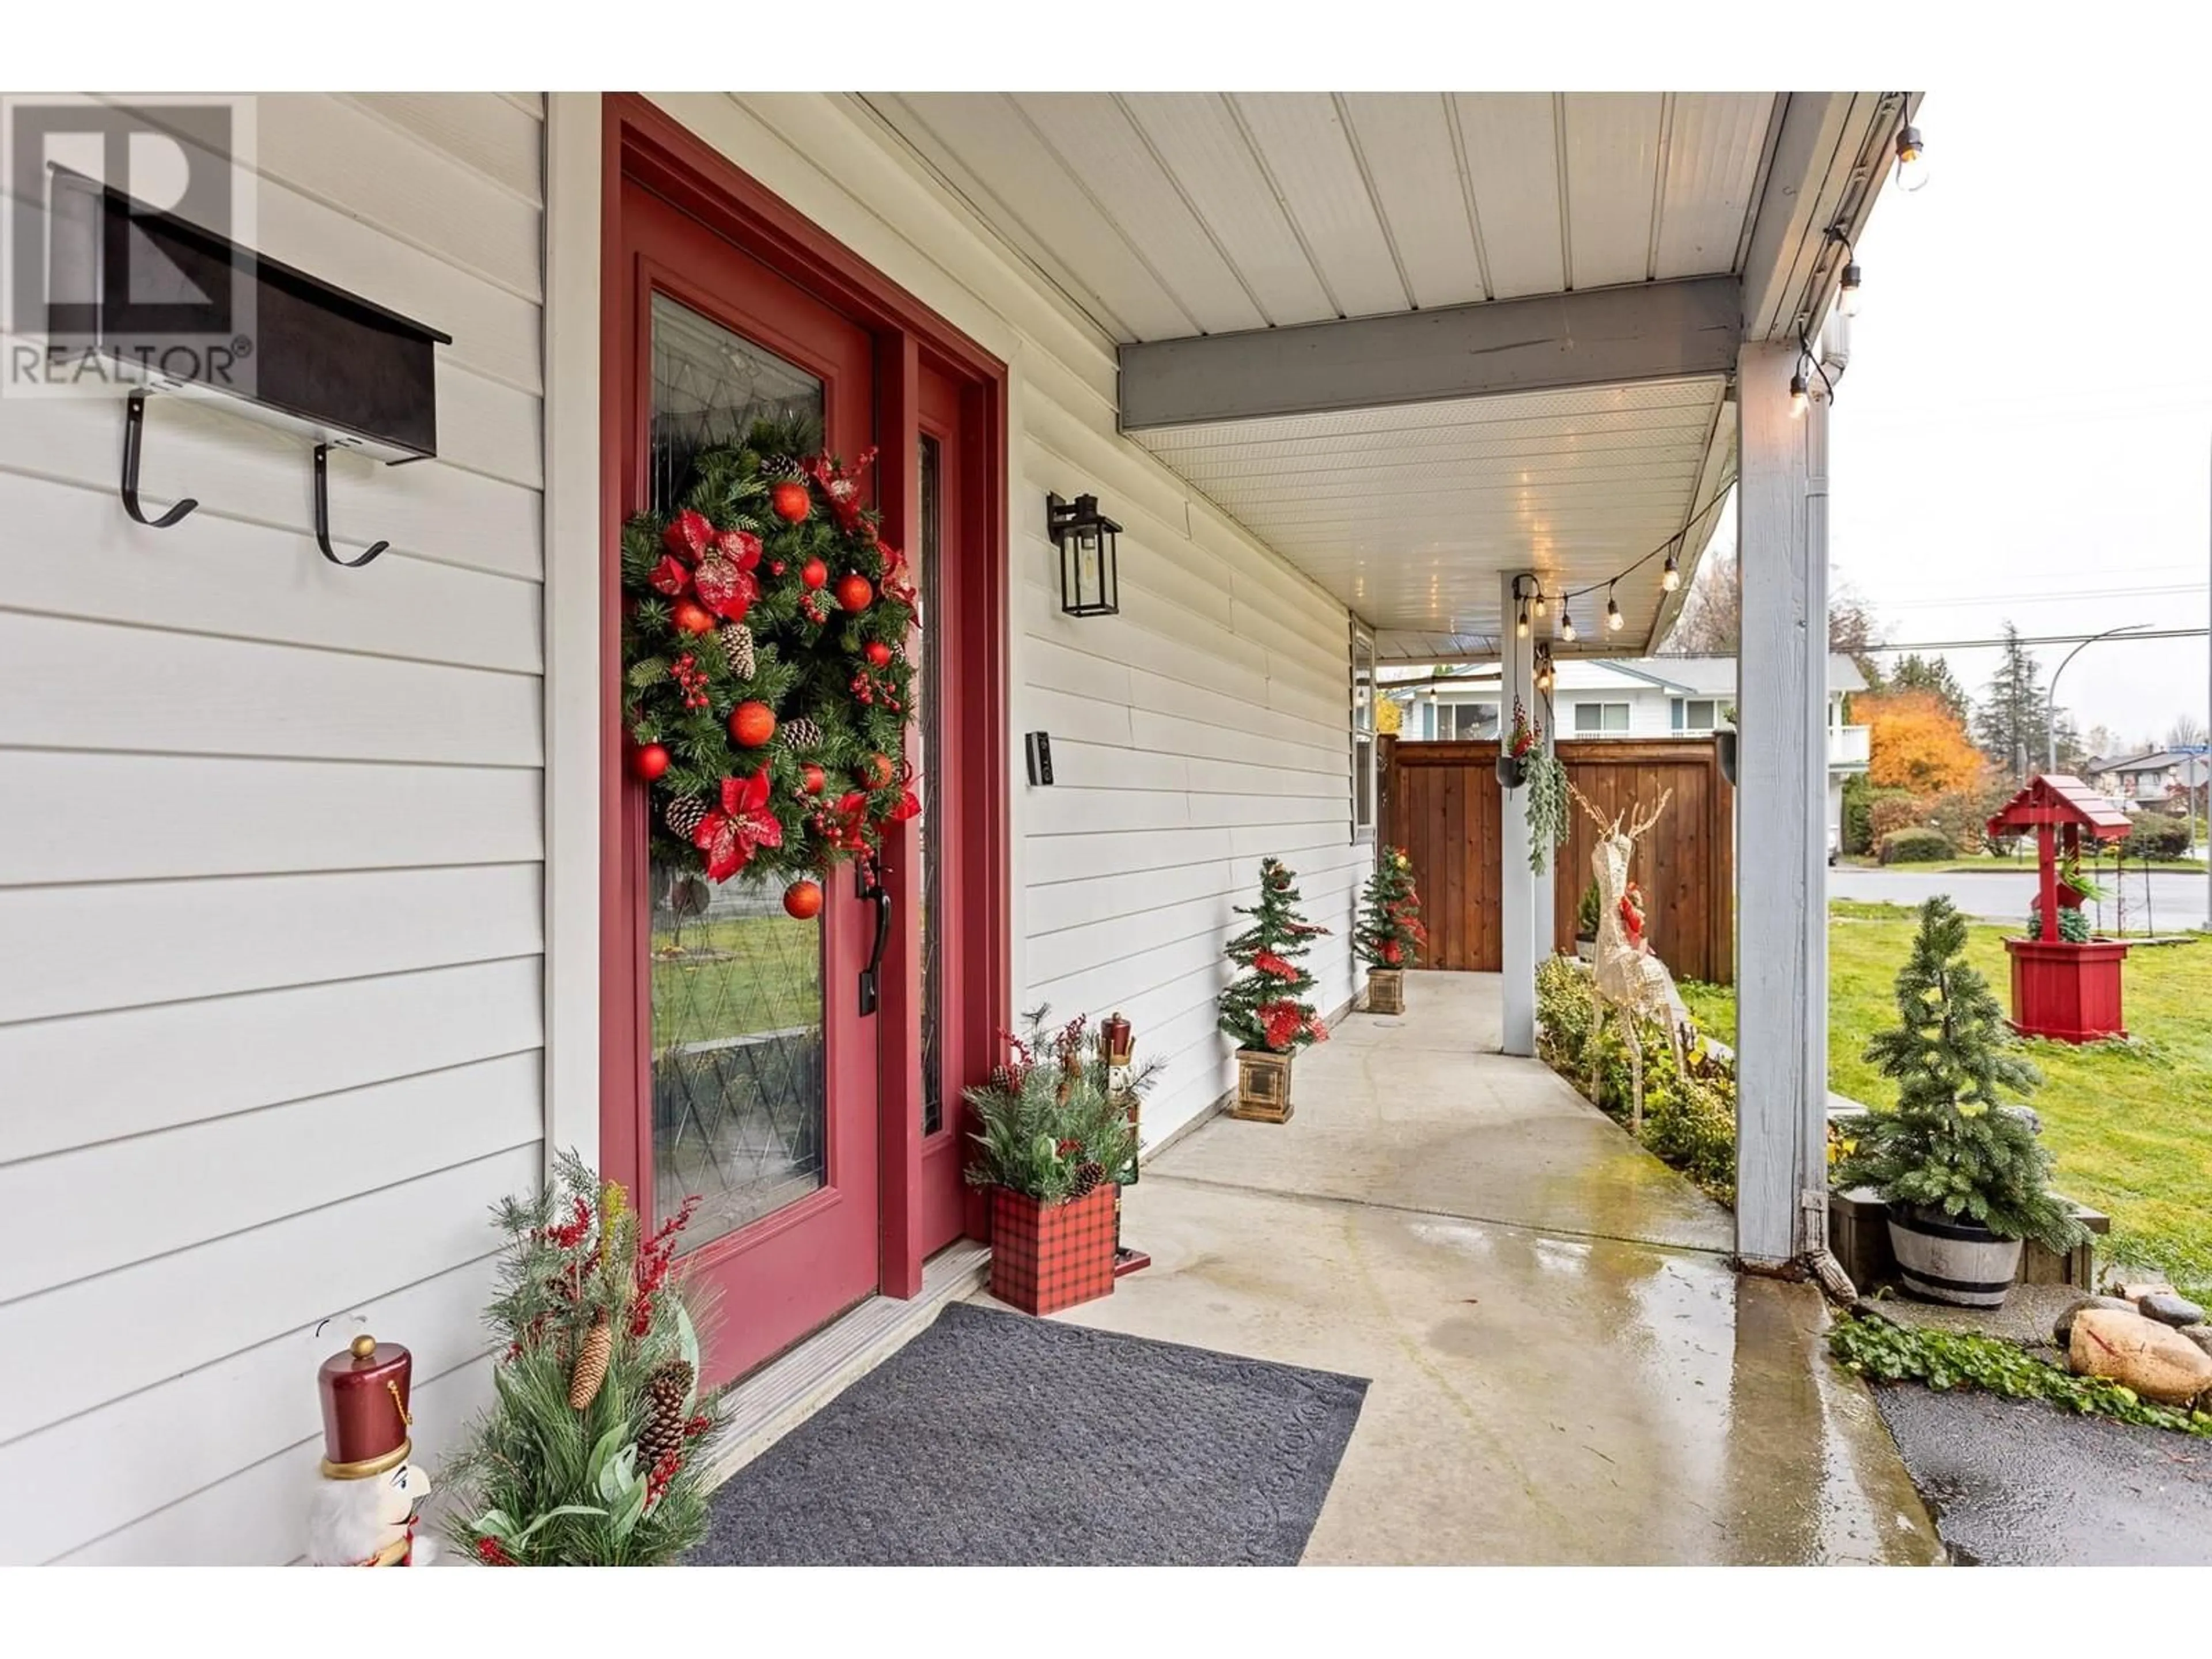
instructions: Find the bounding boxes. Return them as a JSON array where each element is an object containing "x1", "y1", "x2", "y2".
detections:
[{"x1": 1887, "y1": 1207, "x2": 2024, "y2": 1308}]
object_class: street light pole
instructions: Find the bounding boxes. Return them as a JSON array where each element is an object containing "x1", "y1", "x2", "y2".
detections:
[{"x1": 2048, "y1": 622, "x2": 2152, "y2": 774}]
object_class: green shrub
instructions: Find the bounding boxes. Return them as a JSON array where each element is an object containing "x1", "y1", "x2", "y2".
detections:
[
  {"x1": 1841, "y1": 777, "x2": 1907, "y2": 857},
  {"x1": 1575, "y1": 880, "x2": 1602, "y2": 940},
  {"x1": 2122, "y1": 815, "x2": 2192, "y2": 861},
  {"x1": 1867, "y1": 793, "x2": 1927, "y2": 846},
  {"x1": 2026, "y1": 903, "x2": 2092, "y2": 943},
  {"x1": 1877, "y1": 827, "x2": 1955, "y2": 864}
]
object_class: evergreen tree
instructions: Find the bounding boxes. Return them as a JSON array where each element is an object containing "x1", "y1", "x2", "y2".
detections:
[
  {"x1": 1972, "y1": 622, "x2": 2068, "y2": 782},
  {"x1": 1881, "y1": 652, "x2": 1972, "y2": 726},
  {"x1": 1219, "y1": 858, "x2": 1330, "y2": 1052},
  {"x1": 1832, "y1": 899, "x2": 2088, "y2": 1252},
  {"x1": 1353, "y1": 846, "x2": 1427, "y2": 968}
]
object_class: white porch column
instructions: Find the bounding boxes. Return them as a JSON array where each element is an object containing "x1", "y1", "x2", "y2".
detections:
[
  {"x1": 1500, "y1": 569, "x2": 1539, "y2": 1055},
  {"x1": 1735, "y1": 342, "x2": 1830, "y2": 1266}
]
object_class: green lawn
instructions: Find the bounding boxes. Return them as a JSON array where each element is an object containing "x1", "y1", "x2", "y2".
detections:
[
  {"x1": 650, "y1": 914, "x2": 822, "y2": 1048},
  {"x1": 1837, "y1": 854, "x2": 2206, "y2": 874},
  {"x1": 1681, "y1": 902, "x2": 2212, "y2": 1302}
]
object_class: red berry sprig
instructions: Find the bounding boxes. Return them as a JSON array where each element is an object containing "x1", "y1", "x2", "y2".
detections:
[{"x1": 671, "y1": 653, "x2": 710, "y2": 711}]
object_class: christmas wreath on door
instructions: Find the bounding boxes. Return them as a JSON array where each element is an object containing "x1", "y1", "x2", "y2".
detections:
[{"x1": 622, "y1": 416, "x2": 919, "y2": 910}]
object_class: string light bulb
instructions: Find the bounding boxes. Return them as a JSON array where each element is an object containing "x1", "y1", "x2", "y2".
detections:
[
  {"x1": 1661, "y1": 549, "x2": 1681, "y2": 592},
  {"x1": 1533, "y1": 589, "x2": 1547, "y2": 620},
  {"x1": 1839, "y1": 260, "x2": 1863, "y2": 317},
  {"x1": 1605, "y1": 585, "x2": 1625, "y2": 632},
  {"x1": 1516, "y1": 601, "x2": 1529, "y2": 639},
  {"x1": 1790, "y1": 371, "x2": 1809, "y2": 418},
  {"x1": 1893, "y1": 124, "x2": 1929, "y2": 192},
  {"x1": 1559, "y1": 607, "x2": 1577, "y2": 644}
]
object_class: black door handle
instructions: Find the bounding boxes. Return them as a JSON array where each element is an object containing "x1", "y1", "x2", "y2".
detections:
[{"x1": 857, "y1": 859, "x2": 891, "y2": 1017}]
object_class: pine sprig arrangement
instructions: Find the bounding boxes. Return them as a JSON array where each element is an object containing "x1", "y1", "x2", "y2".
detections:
[
  {"x1": 622, "y1": 414, "x2": 921, "y2": 888},
  {"x1": 1832, "y1": 898, "x2": 2090, "y2": 1253},
  {"x1": 441, "y1": 1153, "x2": 726, "y2": 1566},
  {"x1": 1218, "y1": 858, "x2": 1330, "y2": 1053},
  {"x1": 963, "y1": 1008, "x2": 1139, "y2": 1204},
  {"x1": 1353, "y1": 846, "x2": 1427, "y2": 968}
]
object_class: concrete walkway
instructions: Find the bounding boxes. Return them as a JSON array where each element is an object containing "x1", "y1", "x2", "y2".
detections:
[{"x1": 1001, "y1": 971, "x2": 1942, "y2": 1565}]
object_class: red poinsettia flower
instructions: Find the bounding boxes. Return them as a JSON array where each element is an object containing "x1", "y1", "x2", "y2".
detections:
[
  {"x1": 877, "y1": 540, "x2": 917, "y2": 605},
  {"x1": 887, "y1": 783, "x2": 922, "y2": 823},
  {"x1": 715, "y1": 528, "x2": 762, "y2": 570},
  {"x1": 649, "y1": 554, "x2": 692, "y2": 598},
  {"x1": 662, "y1": 509, "x2": 715, "y2": 564},
  {"x1": 1252, "y1": 949, "x2": 1299, "y2": 980},
  {"x1": 825, "y1": 790, "x2": 872, "y2": 850},
  {"x1": 694, "y1": 770, "x2": 785, "y2": 882},
  {"x1": 1308, "y1": 1016, "x2": 1330, "y2": 1044},
  {"x1": 1259, "y1": 999, "x2": 1309, "y2": 1051},
  {"x1": 1382, "y1": 941, "x2": 1402, "y2": 965},
  {"x1": 693, "y1": 555, "x2": 759, "y2": 622}
]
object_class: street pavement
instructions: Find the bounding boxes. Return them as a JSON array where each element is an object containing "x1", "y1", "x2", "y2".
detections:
[{"x1": 1829, "y1": 866, "x2": 2211, "y2": 930}]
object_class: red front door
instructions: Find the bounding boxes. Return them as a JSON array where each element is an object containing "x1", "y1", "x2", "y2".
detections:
[{"x1": 607, "y1": 179, "x2": 880, "y2": 1385}]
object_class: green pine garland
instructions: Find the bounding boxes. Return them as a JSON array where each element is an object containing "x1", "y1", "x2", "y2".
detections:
[
  {"x1": 1832, "y1": 897, "x2": 2090, "y2": 1253},
  {"x1": 1218, "y1": 858, "x2": 1330, "y2": 1052},
  {"x1": 622, "y1": 415, "x2": 918, "y2": 888}
]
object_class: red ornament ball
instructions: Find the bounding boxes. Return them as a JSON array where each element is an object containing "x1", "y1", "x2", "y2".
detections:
[
  {"x1": 671, "y1": 599, "x2": 717, "y2": 635},
  {"x1": 729, "y1": 701, "x2": 777, "y2": 748},
  {"x1": 835, "y1": 573, "x2": 874, "y2": 613},
  {"x1": 631, "y1": 743, "x2": 671, "y2": 782},
  {"x1": 801, "y1": 558, "x2": 828, "y2": 591},
  {"x1": 859, "y1": 753, "x2": 895, "y2": 789},
  {"x1": 865, "y1": 640, "x2": 894, "y2": 668},
  {"x1": 770, "y1": 481, "x2": 811, "y2": 524},
  {"x1": 782, "y1": 878, "x2": 824, "y2": 921},
  {"x1": 800, "y1": 762, "x2": 827, "y2": 797}
]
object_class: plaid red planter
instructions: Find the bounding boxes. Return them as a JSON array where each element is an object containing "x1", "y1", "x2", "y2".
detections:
[{"x1": 988, "y1": 1183, "x2": 1118, "y2": 1316}]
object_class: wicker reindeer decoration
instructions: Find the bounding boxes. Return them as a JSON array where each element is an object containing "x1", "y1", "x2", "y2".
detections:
[{"x1": 1570, "y1": 783, "x2": 1691, "y2": 1134}]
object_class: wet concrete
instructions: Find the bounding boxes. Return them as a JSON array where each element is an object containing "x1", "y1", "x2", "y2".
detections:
[
  {"x1": 991, "y1": 971, "x2": 1942, "y2": 1565},
  {"x1": 1873, "y1": 1387, "x2": 2212, "y2": 1565}
]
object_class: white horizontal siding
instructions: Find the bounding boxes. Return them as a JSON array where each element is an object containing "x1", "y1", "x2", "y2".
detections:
[{"x1": 0, "y1": 93, "x2": 546, "y2": 1563}]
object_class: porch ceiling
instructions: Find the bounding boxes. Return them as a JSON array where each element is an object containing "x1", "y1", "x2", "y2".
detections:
[{"x1": 858, "y1": 91, "x2": 1916, "y2": 656}]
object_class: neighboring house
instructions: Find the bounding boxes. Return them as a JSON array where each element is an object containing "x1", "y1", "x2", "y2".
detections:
[
  {"x1": 1392, "y1": 654, "x2": 1870, "y2": 850},
  {"x1": 2083, "y1": 749, "x2": 2210, "y2": 814},
  {"x1": 0, "y1": 89, "x2": 1907, "y2": 1563}
]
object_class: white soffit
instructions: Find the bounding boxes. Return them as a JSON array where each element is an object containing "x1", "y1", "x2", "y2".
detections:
[
  {"x1": 1135, "y1": 380, "x2": 1730, "y2": 645},
  {"x1": 865, "y1": 92, "x2": 1779, "y2": 342}
]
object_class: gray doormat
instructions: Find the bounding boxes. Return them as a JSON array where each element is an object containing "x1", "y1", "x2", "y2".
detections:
[{"x1": 695, "y1": 1301, "x2": 1368, "y2": 1565}]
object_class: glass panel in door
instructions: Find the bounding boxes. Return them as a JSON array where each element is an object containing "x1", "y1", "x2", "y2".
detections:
[
  {"x1": 915, "y1": 435, "x2": 945, "y2": 1136},
  {"x1": 647, "y1": 292, "x2": 827, "y2": 1245}
]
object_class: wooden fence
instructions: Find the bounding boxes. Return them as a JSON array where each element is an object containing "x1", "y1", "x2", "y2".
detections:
[{"x1": 1385, "y1": 738, "x2": 1734, "y2": 984}]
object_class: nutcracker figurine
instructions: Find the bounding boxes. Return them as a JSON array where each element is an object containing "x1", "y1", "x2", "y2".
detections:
[
  {"x1": 304, "y1": 1332, "x2": 438, "y2": 1566},
  {"x1": 1102, "y1": 1012, "x2": 1150, "y2": 1278}
]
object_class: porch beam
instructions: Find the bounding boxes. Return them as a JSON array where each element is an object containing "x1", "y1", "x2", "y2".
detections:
[
  {"x1": 1733, "y1": 339, "x2": 1830, "y2": 1268},
  {"x1": 1118, "y1": 277, "x2": 1741, "y2": 433},
  {"x1": 1499, "y1": 570, "x2": 1539, "y2": 1056}
]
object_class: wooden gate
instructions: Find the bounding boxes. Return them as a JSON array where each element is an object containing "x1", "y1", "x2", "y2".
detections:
[{"x1": 1388, "y1": 740, "x2": 1734, "y2": 984}]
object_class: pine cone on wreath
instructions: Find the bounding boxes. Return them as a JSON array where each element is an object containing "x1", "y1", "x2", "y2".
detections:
[
  {"x1": 568, "y1": 1310, "x2": 613, "y2": 1410},
  {"x1": 665, "y1": 796, "x2": 709, "y2": 842},
  {"x1": 775, "y1": 717, "x2": 823, "y2": 753},
  {"x1": 638, "y1": 1358, "x2": 694, "y2": 1468},
  {"x1": 718, "y1": 623, "x2": 756, "y2": 680},
  {"x1": 1069, "y1": 1161, "x2": 1108, "y2": 1200},
  {"x1": 760, "y1": 453, "x2": 803, "y2": 483}
]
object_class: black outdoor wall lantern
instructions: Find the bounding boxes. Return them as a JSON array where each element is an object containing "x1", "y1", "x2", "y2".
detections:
[
  {"x1": 1047, "y1": 491, "x2": 1121, "y2": 617},
  {"x1": 48, "y1": 165, "x2": 449, "y2": 568}
]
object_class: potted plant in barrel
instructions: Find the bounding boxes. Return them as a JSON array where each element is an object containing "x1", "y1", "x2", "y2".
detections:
[
  {"x1": 1832, "y1": 897, "x2": 2088, "y2": 1308},
  {"x1": 1353, "y1": 846, "x2": 1425, "y2": 1016},
  {"x1": 964, "y1": 1009, "x2": 1137, "y2": 1316},
  {"x1": 1497, "y1": 697, "x2": 1538, "y2": 789},
  {"x1": 1574, "y1": 880, "x2": 1602, "y2": 963},
  {"x1": 1219, "y1": 857, "x2": 1328, "y2": 1123}
]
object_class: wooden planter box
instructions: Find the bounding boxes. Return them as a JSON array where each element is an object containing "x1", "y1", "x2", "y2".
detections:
[
  {"x1": 2003, "y1": 936, "x2": 2129, "y2": 1043},
  {"x1": 988, "y1": 1183, "x2": 1118, "y2": 1316},
  {"x1": 1365, "y1": 967, "x2": 1404, "y2": 1016},
  {"x1": 1232, "y1": 1047, "x2": 1294, "y2": 1123},
  {"x1": 1829, "y1": 1185, "x2": 2108, "y2": 1294}
]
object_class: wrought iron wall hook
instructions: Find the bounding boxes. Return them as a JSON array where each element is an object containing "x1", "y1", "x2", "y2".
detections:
[
  {"x1": 119, "y1": 389, "x2": 199, "y2": 529},
  {"x1": 312, "y1": 444, "x2": 389, "y2": 567}
]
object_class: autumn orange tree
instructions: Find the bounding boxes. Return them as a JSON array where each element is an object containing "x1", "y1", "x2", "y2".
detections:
[{"x1": 1860, "y1": 690, "x2": 1985, "y2": 796}]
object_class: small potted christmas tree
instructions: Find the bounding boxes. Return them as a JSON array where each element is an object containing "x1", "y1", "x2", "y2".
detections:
[
  {"x1": 963, "y1": 1009, "x2": 1138, "y2": 1315},
  {"x1": 1219, "y1": 857, "x2": 1329, "y2": 1123},
  {"x1": 1832, "y1": 897, "x2": 2088, "y2": 1308},
  {"x1": 1353, "y1": 846, "x2": 1426, "y2": 1015},
  {"x1": 1574, "y1": 879, "x2": 1602, "y2": 962}
]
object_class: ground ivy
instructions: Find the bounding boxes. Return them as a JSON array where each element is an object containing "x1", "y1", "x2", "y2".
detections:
[{"x1": 1830, "y1": 1314, "x2": 2212, "y2": 1438}]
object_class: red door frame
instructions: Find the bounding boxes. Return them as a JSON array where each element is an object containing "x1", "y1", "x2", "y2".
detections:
[{"x1": 599, "y1": 95, "x2": 1010, "y2": 1309}]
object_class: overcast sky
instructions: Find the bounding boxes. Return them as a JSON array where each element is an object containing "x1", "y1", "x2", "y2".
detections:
[{"x1": 1806, "y1": 87, "x2": 2212, "y2": 751}]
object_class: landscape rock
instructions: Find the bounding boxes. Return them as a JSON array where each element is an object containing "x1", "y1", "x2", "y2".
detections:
[
  {"x1": 2136, "y1": 1291, "x2": 2206, "y2": 1328},
  {"x1": 2068, "y1": 1308, "x2": 2212, "y2": 1405},
  {"x1": 2054, "y1": 1295, "x2": 2137, "y2": 1347},
  {"x1": 1999, "y1": 1104, "x2": 2043, "y2": 1136},
  {"x1": 2182, "y1": 1326, "x2": 2212, "y2": 1361}
]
